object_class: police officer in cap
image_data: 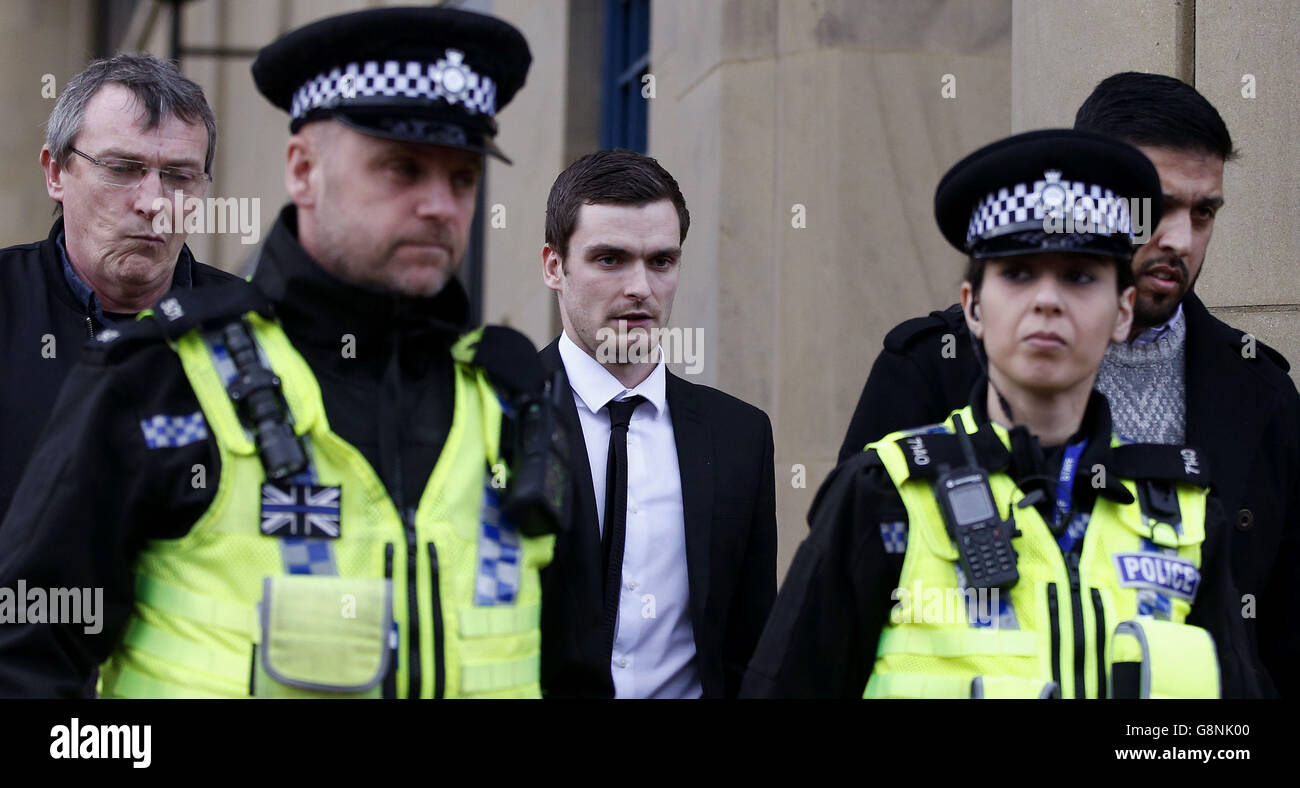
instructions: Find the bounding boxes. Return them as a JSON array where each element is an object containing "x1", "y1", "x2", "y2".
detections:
[
  {"x1": 741, "y1": 129, "x2": 1262, "y2": 698},
  {"x1": 0, "y1": 6, "x2": 563, "y2": 698},
  {"x1": 838, "y1": 74, "x2": 1298, "y2": 699}
]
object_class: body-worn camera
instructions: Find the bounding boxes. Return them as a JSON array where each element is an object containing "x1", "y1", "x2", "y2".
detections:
[{"x1": 501, "y1": 370, "x2": 571, "y2": 537}]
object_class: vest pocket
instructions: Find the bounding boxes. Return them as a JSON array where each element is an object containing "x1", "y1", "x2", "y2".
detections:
[
  {"x1": 864, "y1": 673, "x2": 1058, "y2": 698},
  {"x1": 254, "y1": 576, "x2": 394, "y2": 698},
  {"x1": 971, "y1": 676, "x2": 1060, "y2": 699},
  {"x1": 1107, "y1": 617, "x2": 1220, "y2": 699},
  {"x1": 455, "y1": 602, "x2": 543, "y2": 697}
]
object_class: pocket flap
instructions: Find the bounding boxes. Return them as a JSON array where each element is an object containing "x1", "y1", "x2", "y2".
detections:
[
  {"x1": 260, "y1": 576, "x2": 393, "y2": 694},
  {"x1": 1113, "y1": 482, "x2": 1207, "y2": 548}
]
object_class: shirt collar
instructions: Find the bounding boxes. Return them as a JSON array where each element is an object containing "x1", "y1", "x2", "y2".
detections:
[
  {"x1": 57, "y1": 230, "x2": 103, "y2": 322},
  {"x1": 1131, "y1": 302, "x2": 1184, "y2": 345},
  {"x1": 57, "y1": 229, "x2": 196, "y2": 325},
  {"x1": 558, "y1": 331, "x2": 666, "y2": 417}
]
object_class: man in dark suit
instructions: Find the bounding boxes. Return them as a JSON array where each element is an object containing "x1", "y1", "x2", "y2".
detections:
[
  {"x1": 537, "y1": 148, "x2": 777, "y2": 698},
  {"x1": 838, "y1": 72, "x2": 1298, "y2": 697}
]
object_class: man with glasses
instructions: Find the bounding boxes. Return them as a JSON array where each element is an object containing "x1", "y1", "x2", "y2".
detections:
[
  {"x1": 0, "y1": 7, "x2": 560, "y2": 699},
  {"x1": 0, "y1": 53, "x2": 237, "y2": 523}
]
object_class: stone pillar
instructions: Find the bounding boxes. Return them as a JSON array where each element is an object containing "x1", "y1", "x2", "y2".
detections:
[
  {"x1": 0, "y1": 0, "x2": 93, "y2": 247},
  {"x1": 1011, "y1": 0, "x2": 1191, "y2": 131},
  {"x1": 650, "y1": 0, "x2": 1012, "y2": 577},
  {"x1": 1193, "y1": 0, "x2": 1300, "y2": 380},
  {"x1": 1011, "y1": 0, "x2": 1300, "y2": 383},
  {"x1": 479, "y1": 0, "x2": 580, "y2": 346}
]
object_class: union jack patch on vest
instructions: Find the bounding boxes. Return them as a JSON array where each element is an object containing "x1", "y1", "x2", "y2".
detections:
[{"x1": 260, "y1": 482, "x2": 342, "y2": 538}]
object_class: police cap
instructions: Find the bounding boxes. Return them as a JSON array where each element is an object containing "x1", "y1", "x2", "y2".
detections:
[
  {"x1": 252, "y1": 6, "x2": 531, "y2": 163},
  {"x1": 934, "y1": 129, "x2": 1163, "y2": 260}
]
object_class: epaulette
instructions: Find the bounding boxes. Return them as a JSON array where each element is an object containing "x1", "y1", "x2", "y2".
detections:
[
  {"x1": 891, "y1": 426, "x2": 1010, "y2": 480},
  {"x1": 85, "y1": 281, "x2": 272, "y2": 361},
  {"x1": 807, "y1": 448, "x2": 885, "y2": 523},
  {"x1": 468, "y1": 325, "x2": 545, "y2": 397},
  {"x1": 882, "y1": 304, "x2": 965, "y2": 353},
  {"x1": 83, "y1": 316, "x2": 167, "y2": 362},
  {"x1": 1259, "y1": 340, "x2": 1290, "y2": 373},
  {"x1": 1203, "y1": 311, "x2": 1291, "y2": 374},
  {"x1": 1239, "y1": 330, "x2": 1291, "y2": 374},
  {"x1": 145, "y1": 280, "x2": 274, "y2": 341},
  {"x1": 87, "y1": 282, "x2": 274, "y2": 364},
  {"x1": 1109, "y1": 443, "x2": 1210, "y2": 488}
]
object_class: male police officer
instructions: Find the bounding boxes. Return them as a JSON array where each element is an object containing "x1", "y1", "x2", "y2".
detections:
[
  {"x1": 0, "y1": 53, "x2": 238, "y2": 523},
  {"x1": 0, "y1": 7, "x2": 558, "y2": 698},
  {"x1": 836, "y1": 72, "x2": 1294, "y2": 696}
]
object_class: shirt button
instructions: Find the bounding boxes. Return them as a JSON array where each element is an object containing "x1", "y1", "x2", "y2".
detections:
[
  {"x1": 617, "y1": 658, "x2": 628, "y2": 669},
  {"x1": 1236, "y1": 508, "x2": 1254, "y2": 531},
  {"x1": 627, "y1": 580, "x2": 638, "y2": 591}
]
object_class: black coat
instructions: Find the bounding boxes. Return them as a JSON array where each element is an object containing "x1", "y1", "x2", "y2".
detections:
[
  {"x1": 539, "y1": 339, "x2": 778, "y2": 698},
  {"x1": 837, "y1": 293, "x2": 1300, "y2": 696},
  {"x1": 0, "y1": 206, "x2": 481, "y2": 697},
  {"x1": 0, "y1": 219, "x2": 240, "y2": 521}
]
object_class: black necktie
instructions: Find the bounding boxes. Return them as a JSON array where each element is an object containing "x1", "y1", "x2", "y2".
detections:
[{"x1": 602, "y1": 395, "x2": 647, "y2": 635}]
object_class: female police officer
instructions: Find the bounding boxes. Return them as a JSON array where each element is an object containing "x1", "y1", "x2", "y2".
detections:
[{"x1": 741, "y1": 129, "x2": 1263, "y2": 699}]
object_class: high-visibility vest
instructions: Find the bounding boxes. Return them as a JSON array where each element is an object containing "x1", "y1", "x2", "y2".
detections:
[
  {"x1": 864, "y1": 406, "x2": 1219, "y2": 699},
  {"x1": 99, "y1": 313, "x2": 554, "y2": 698}
]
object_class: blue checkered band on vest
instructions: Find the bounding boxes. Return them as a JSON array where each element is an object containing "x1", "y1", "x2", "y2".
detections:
[
  {"x1": 965, "y1": 172, "x2": 1133, "y2": 245},
  {"x1": 474, "y1": 484, "x2": 522, "y2": 605},
  {"x1": 290, "y1": 51, "x2": 498, "y2": 122},
  {"x1": 879, "y1": 522, "x2": 908, "y2": 555},
  {"x1": 280, "y1": 538, "x2": 338, "y2": 575},
  {"x1": 139, "y1": 412, "x2": 209, "y2": 448}
]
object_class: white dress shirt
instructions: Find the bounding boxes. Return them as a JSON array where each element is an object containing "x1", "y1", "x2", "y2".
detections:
[{"x1": 558, "y1": 332, "x2": 701, "y2": 698}]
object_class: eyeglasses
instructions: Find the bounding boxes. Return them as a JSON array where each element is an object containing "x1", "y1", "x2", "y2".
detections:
[{"x1": 68, "y1": 147, "x2": 212, "y2": 193}]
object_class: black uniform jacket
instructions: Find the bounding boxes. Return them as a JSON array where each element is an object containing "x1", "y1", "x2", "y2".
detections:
[
  {"x1": 0, "y1": 219, "x2": 239, "y2": 522},
  {"x1": 744, "y1": 384, "x2": 1265, "y2": 699},
  {"x1": 0, "y1": 205, "x2": 502, "y2": 697},
  {"x1": 538, "y1": 339, "x2": 778, "y2": 698},
  {"x1": 837, "y1": 294, "x2": 1300, "y2": 697}
]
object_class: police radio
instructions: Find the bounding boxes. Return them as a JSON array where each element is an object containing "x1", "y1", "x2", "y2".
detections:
[{"x1": 935, "y1": 414, "x2": 1019, "y2": 590}]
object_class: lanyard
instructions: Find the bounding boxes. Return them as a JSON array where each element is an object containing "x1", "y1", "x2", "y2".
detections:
[
  {"x1": 1050, "y1": 439, "x2": 1092, "y2": 556},
  {"x1": 1054, "y1": 438, "x2": 1089, "y2": 529}
]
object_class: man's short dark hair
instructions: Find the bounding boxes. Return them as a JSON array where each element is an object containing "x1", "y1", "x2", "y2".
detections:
[
  {"x1": 46, "y1": 53, "x2": 217, "y2": 173},
  {"x1": 545, "y1": 148, "x2": 690, "y2": 259},
  {"x1": 1074, "y1": 72, "x2": 1236, "y2": 161}
]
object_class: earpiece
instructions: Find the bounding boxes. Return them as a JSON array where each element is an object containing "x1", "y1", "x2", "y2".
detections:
[{"x1": 971, "y1": 303, "x2": 981, "y2": 321}]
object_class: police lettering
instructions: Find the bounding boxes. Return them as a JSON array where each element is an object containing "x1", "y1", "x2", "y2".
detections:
[{"x1": 1114, "y1": 553, "x2": 1200, "y2": 599}]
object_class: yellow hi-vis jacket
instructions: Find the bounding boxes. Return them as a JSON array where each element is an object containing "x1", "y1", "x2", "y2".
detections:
[
  {"x1": 863, "y1": 406, "x2": 1219, "y2": 699},
  {"x1": 99, "y1": 313, "x2": 554, "y2": 698}
]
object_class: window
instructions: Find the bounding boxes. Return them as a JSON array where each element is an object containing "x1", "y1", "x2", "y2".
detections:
[{"x1": 600, "y1": 0, "x2": 650, "y2": 152}]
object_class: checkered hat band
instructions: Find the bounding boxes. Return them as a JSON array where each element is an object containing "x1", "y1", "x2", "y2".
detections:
[
  {"x1": 966, "y1": 179, "x2": 1133, "y2": 246},
  {"x1": 290, "y1": 53, "x2": 498, "y2": 121}
]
